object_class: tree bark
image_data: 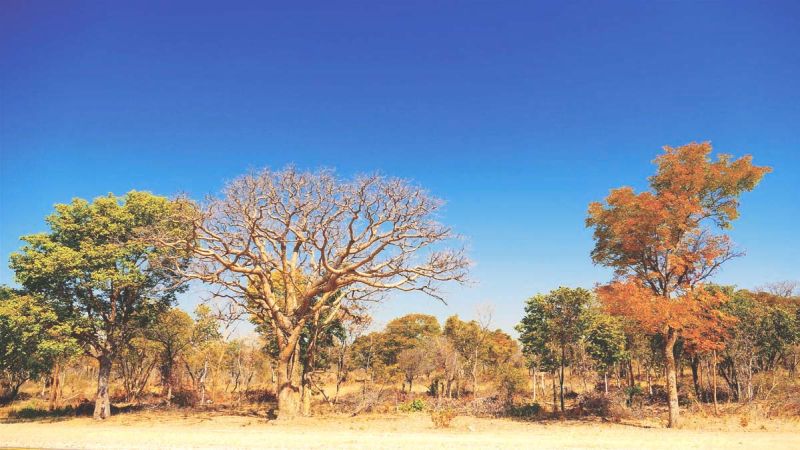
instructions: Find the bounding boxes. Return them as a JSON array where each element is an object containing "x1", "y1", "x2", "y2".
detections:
[
  {"x1": 276, "y1": 353, "x2": 300, "y2": 420},
  {"x1": 712, "y1": 349, "x2": 718, "y2": 415},
  {"x1": 48, "y1": 362, "x2": 61, "y2": 411},
  {"x1": 559, "y1": 345, "x2": 566, "y2": 413},
  {"x1": 663, "y1": 327, "x2": 680, "y2": 428},
  {"x1": 93, "y1": 354, "x2": 112, "y2": 419}
]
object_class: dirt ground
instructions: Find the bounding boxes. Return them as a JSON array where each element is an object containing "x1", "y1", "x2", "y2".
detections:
[{"x1": 1, "y1": 412, "x2": 799, "y2": 450}]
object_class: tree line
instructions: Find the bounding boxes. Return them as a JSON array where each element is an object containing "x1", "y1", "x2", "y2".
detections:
[{"x1": 2, "y1": 142, "x2": 789, "y2": 428}]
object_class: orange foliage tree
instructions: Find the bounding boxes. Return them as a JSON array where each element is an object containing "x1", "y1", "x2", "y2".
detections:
[{"x1": 587, "y1": 142, "x2": 769, "y2": 427}]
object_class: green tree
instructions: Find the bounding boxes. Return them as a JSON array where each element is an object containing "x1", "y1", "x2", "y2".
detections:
[
  {"x1": 382, "y1": 314, "x2": 441, "y2": 366},
  {"x1": 584, "y1": 312, "x2": 628, "y2": 394},
  {"x1": 10, "y1": 191, "x2": 190, "y2": 418},
  {"x1": 146, "y1": 308, "x2": 195, "y2": 403},
  {"x1": 517, "y1": 287, "x2": 593, "y2": 413},
  {"x1": 0, "y1": 287, "x2": 79, "y2": 402}
]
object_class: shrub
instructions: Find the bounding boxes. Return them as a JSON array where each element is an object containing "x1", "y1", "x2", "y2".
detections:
[
  {"x1": 170, "y1": 389, "x2": 199, "y2": 408},
  {"x1": 399, "y1": 398, "x2": 427, "y2": 412},
  {"x1": 507, "y1": 402, "x2": 542, "y2": 418},
  {"x1": 430, "y1": 408, "x2": 457, "y2": 428},
  {"x1": 624, "y1": 384, "x2": 644, "y2": 407},
  {"x1": 577, "y1": 393, "x2": 629, "y2": 421}
]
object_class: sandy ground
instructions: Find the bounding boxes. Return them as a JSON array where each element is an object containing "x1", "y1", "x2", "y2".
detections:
[{"x1": 1, "y1": 413, "x2": 799, "y2": 450}]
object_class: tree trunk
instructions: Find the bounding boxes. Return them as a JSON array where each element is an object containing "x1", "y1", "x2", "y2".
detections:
[
  {"x1": 48, "y1": 362, "x2": 61, "y2": 411},
  {"x1": 551, "y1": 370, "x2": 557, "y2": 414},
  {"x1": 604, "y1": 372, "x2": 608, "y2": 395},
  {"x1": 276, "y1": 353, "x2": 300, "y2": 420},
  {"x1": 663, "y1": 328, "x2": 680, "y2": 428},
  {"x1": 690, "y1": 356, "x2": 701, "y2": 401},
  {"x1": 559, "y1": 346, "x2": 566, "y2": 413},
  {"x1": 93, "y1": 354, "x2": 112, "y2": 420},
  {"x1": 712, "y1": 349, "x2": 718, "y2": 415},
  {"x1": 627, "y1": 359, "x2": 635, "y2": 388}
]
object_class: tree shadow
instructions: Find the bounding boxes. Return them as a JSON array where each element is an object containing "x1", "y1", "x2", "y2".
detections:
[{"x1": 2, "y1": 401, "x2": 147, "y2": 423}]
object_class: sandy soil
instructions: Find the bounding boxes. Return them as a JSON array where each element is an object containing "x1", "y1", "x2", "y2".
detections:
[{"x1": 1, "y1": 412, "x2": 799, "y2": 450}]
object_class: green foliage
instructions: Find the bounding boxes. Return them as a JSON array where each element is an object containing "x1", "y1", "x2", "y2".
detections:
[
  {"x1": 584, "y1": 313, "x2": 628, "y2": 371},
  {"x1": 0, "y1": 287, "x2": 80, "y2": 399},
  {"x1": 399, "y1": 398, "x2": 427, "y2": 412},
  {"x1": 382, "y1": 314, "x2": 441, "y2": 366},
  {"x1": 9, "y1": 191, "x2": 191, "y2": 360},
  {"x1": 516, "y1": 287, "x2": 594, "y2": 371}
]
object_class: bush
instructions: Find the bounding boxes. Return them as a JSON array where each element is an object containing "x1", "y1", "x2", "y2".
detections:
[
  {"x1": 624, "y1": 384, "x2": 644, "y2": 407},
  {"x1": 577, "y1": 393, "x2": 629, "y2": 421},
  {"x1": 244, "y1": 389, "x2": 277, "y2": 404},
  {"x1": 170, "y1": 389, "x2": 199, "y2": 408},
  {"x1": 507, "y1": 402, "x2": 542, "y2": 418},
  {"x1": 399, "y1": 398, "x2": 427, "y2": 412},
  {"x1": 430, "y1": 408, "x2": 457, "y2": 428}
]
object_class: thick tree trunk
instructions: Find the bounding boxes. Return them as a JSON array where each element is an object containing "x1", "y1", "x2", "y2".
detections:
[
  {"x1": 93, "y1": 355, "x2": 112, "y2": 420},
  {"x1": 276, "y1": 354, "x2": 300, "y2": 420},
  {"x1": 663, "y1": 328, "x2": 680, "y2": 428}
]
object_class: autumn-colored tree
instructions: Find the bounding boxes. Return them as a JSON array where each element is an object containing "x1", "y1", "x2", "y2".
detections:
[
  {"x1": 382, "y1": 314, "x2": 441, "y2": 366},
  {"x1": 587, "y1": 142, "x2": 769, "y2": 427}
]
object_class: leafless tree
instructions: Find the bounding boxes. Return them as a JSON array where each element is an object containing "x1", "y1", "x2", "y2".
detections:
[{"x1": 156, "y1": 167, "x2": 469, "y2": 418}]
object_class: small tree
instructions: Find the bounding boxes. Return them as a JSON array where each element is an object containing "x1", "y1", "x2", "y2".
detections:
[
  {"x1": 146, "y1": 308, "x2": 195, "y2": 404},
  {"x1": 587, "y1": 142, "x2": 769, "y2": 427},
  {"x1": 517, "y1": 287, "x2": 593, "y2": 413},
  {"x1": 584, "y1": 313, "x2": 627, "y2": 394},
  {"x1": 10, "y1": 192, "x2": 190, "y2": 418},
  {"x1": 0, "y1": 287, "x2": 79, "y2": 403},
  {"x1": 397, "y1": 346, "x2": 433, "y2": 393}
]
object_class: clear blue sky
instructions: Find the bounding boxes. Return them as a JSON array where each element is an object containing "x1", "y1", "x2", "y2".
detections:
[{"x1": 1, "y1": 1, "x2": 798, "y2": 333}]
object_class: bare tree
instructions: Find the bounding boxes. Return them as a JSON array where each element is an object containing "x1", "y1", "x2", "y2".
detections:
[
  {"x1": 757, "y1": 280, "x2": 799, "y2": 298},
  {"x1": 157, "y1": 167, "x2": 468, "y2": 419}
]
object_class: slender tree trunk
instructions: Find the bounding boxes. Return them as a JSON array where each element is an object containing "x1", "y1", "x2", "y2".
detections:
[
  {"x1": 551, "y1": 370, "x2": 557, "y2": 414},
  {"x1": 663, "y1": 328, "x2": 680, "y2": 428},
  {"x1": 93, "y1": 354, "x2": 112, "y2": 420},
  {"x1": 559, "y1": 346, "x2": 566, "y2": 413},
  {"x1": 48, "y1": 362, "x2": 61, "y2": 411},
  {"x1": 604, "y1": 372, "x2": 608, "y2": 395},
  {"x1": 628, "y1": 359, "x2": 635, "y2": 388},
  {"x1": 690, "y1": 356, "x2": 701, "y2": 401},
  {"x1": 712, "y1": 349, "x2": 718, "y2": 415}
]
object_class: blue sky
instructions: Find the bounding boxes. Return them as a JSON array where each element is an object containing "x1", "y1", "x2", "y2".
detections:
[{"x1": 1, "y1": 1, "x2": 798, "y2": 333}]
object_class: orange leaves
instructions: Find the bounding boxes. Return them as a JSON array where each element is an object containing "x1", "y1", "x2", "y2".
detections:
[
  {"x1": 587, "y1": 142, "x2": 769, "y2": 297},
  {"x1": 596, "y1": 279, "x2": 733, "y2": 351}
]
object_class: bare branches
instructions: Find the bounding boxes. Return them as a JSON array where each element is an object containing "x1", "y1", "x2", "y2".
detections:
[{"x1": 157, "y1": 167, "x2": 469, "y2": 342}]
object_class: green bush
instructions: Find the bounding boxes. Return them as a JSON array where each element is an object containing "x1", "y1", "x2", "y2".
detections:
[{"x1": 399, "y1": 398, "x2": 427, "y2": 412}]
